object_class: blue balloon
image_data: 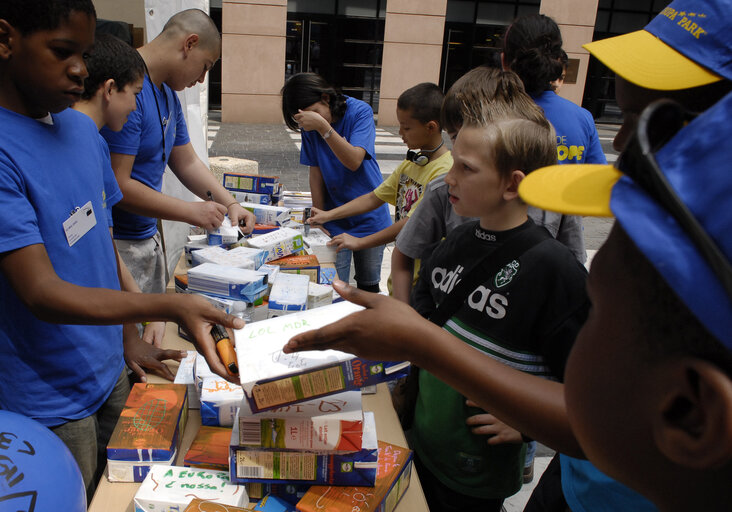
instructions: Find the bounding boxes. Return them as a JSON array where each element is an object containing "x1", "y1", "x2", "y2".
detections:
[{"x1": 0, "y1": 411, "x2": 85, "y2": 512}]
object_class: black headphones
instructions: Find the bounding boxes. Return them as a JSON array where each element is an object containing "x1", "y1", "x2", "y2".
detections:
[{"x1": 406, "y1": 140, "x2": 444, "y2": 166}]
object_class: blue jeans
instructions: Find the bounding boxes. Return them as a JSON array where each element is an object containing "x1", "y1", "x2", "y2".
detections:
[{"x1": 335, "y1": 244, "x2": 385, "y2": 289}]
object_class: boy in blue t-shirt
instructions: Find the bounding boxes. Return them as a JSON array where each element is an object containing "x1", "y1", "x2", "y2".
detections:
[
  {"x1": 101, "y1": 9, "x2": 256, "y2": 300},
  {"x1": 0, "y1": 0, "x2": 244, "y2": 497}
]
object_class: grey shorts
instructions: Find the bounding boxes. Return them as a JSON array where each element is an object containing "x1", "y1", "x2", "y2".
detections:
[{"x1": 114, "y1": 233, "x2": 167, "y2": 294}]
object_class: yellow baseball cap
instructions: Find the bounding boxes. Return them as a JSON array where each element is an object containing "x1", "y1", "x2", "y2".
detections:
[{"x1": 583, "y1": 0, "x2": 730, "y2": 91}]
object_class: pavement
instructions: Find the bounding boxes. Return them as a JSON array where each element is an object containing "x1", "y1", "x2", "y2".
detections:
[{"x1": 207, "y1": 112, "x2": 620, "y2": 510}]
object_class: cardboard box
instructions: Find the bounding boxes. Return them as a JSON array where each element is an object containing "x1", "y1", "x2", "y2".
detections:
[
  {"x1": 200, "y1": 377, "x2": 245, "y2": 427},
  {"x1": 246, "y1": 228, "x2": 304, "y2": 263},
  {"x1": 192, "y1": 246, "x2": 266, "y2": 270},
  {"x1": 297, "y1": 441, "x2": 414, "y2": 512},
  {"x1": 224, "y1": 173, "x2": 280, "y2": 195},
  {"x1": 208, "y1": 217, "x2": 241, "y2": 245},
  {"x1": 270, "y1": 254, "x2": 320, "y2": 283},
  {"x1": 133, "y1": 465, "x2": 248, "y2": 511},
  {"x1": 318, "y1": 263, "x2": 337, "y2": 285},
  {"x1": 174, "y1": 351, "x2": 200, "y2": 409},
  {"x1": 107, "y1": 384, "x2": 188, "y2": 482},
  {"x1": 236, "y1": 391, "x2": 363, "y2": 452},
  {"x1": 240, "y1": 203, "x2": 291, "y2": 227},
  {"x1": 307, "y1": 283, "x2": 333, "y2": 310},
  {"x1": 234, "y1": 302, "x2": 410, "y2": 413},
  {"x1": 185, "y1": 498, "x2": 254, "y2": 512},
  {"x1": 231, "y1": 191, "x2": 272, "y2": 205},
  {"x1": 267, "y1": 273, "x2": 309, "y2": 318},
  {"x1": 188, "y1": 263, "x2": 268, "y2": 303},
  {"x1": 302, "y1": 229, "x2": 336, "y2": 264},
  {"x1": 184, "y1": 426, "x2": 233, "y2": 471},
  {"x1": 195, "y1": 293, "x2": 253, "y2": 321},
  {"x1": 230, "y1": 413, "x2": 377, "y2": 486}
]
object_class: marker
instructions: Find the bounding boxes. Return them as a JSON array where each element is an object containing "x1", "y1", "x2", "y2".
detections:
[
  {"x1": 303, "y1": 207, "x2": 311, "y2": 237},
  {"x1": 211, "y1": 324, "x2": 239, "y2": 376}
]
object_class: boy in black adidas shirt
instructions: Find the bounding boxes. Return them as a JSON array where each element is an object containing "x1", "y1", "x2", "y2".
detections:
[{"x1": 408, "y1": 118, "x2": 589, "y2": 510}]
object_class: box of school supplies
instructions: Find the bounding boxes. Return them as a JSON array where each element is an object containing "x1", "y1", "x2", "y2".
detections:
[
  {"x1": 267, "y1": 273, "x2": 310, "y2": 318},
  {"x1": 235, "y1": 302, "x2": 410, "y2": 413},
  {"x1": 107, "y1": 384, "x2": 188, "y2": 482},
  {"x1": 302, "y1": 229, "x2": 336, "y2": 264},
  {"x1": 174, "y1": 351, "x2": 200, "y2": 409},
  {"x1": 192, "y1": 246, "x2": 266, "y2": 270},
  {"x1": 307, "y1": 283, "x2": 333, "y2": 310},
  {"x1": 230, "y1": 413, "x2": 378, "y2": 486},
  {"x1": 184, "y1": 426, "x2": 233, "y2": 472},
  {"x1": 270, "y1": 254, "x2": 320, "y2": 283},
  {"x1": 200, "y1": 376, "x2": 244, "y2": 427},
  {"x1": 246, "y1": 228, "x2": 304, "y2": 263},
  {"x1": 194, "y1": 292, "x2": 253, "y2": 321},
  {"x1": 245, "y1": 483, "x2": 310, "y2": 505},
  {"x1": 208, "y1": 217, "x2": 241, "y2": 245},
  {"x1": 296, "y1": 441, "x2": 414, "y2": 512},
  {"x1": 240, "y1": 203, "x2": 291, "y2": 227},
  {"x1": 188, "y1": 263, "x2": 268, "y2": 302},
  {"x1": 318, "y1": 263, "x2": 337, "y2": 285},
  {"x1": 185, "y1": 499, "x2": 254, "y2": 512},
  {"x1": 231, "y1": 191, "x2": 273, "y2": 205},
  {"x1": 224, "y1": 173, "x2": 280, "y2": 195},
  {"x1": 237, "y1": 391, "x2": 363, "y2": 452},
  {"x1": 133, "y1": 465, "x2": 248, "y2": 511}
]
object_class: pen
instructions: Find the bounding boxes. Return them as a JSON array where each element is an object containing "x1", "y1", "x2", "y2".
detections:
[{"x1": 211, "y1": 324, "x2": 239, "y2": 376}]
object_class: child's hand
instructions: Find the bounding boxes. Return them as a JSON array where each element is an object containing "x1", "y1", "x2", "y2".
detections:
[
  {"x1": 283, "y1": 280, "x2": 429, "y2": 361},
  {"x1": 174, "y1": 294, "x2": 245, "y2": 384},
  {"x1": 293, "y1": 109, "x2": 330, "y2": 134},
  {"x1": 328, "y1": 233, "x2": 362, "y2": 252},
  {"x1": 465, "y1": 399, "x2": 523, "y2": 445},
  {"x1": 123, "y1": 325, "x2": 185, "y2": 383},
  {"x1": 187, "y1": 200, "x2": 227, "y2": 231},
  {"x1": 307, "y1": 207, "x2": 330, "y2": 226},
  {"x1": 142, "y1": 321, "x2": 166, "y2": 348},
  {"x1": 228, "y1": 203, "x2": 256, "y2": 234}
]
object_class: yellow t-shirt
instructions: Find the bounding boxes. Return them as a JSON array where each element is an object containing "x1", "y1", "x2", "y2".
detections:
[
  {"x1": 374, "y1": 151, "x2": 453, "y2": 221},
  {"x1": 376, "y1": 151, "x2": 452, "y2": 295}
]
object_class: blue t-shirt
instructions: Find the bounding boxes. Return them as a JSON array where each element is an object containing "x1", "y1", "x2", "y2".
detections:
[
  {"x1": 101, "y1": 74, "x2": 190, "y2": 240},
  {"x1": 560, "y1": 456, "x2": 657, "y2": 512},
  {"x1": 300, "y1": 96, "x2": 392, "y2": 237},
  {"x1": 533, "y1": 90, "x2": 607, "y2": 165},
  {"x1": 0, "y1": 107, "x2": 124, "y2": 427},
  {"x1": 99, "y1": 134, "x2": 123, "y2": 227}
]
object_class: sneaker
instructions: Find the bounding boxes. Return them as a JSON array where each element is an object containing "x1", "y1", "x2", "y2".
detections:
[{"x1": 523, "y1": 460, "x2": 534, "y2": 484}]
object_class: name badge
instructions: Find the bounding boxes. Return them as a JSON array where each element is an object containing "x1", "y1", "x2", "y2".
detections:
[{"x1": 63, "y1": 201, "x2": 97, "y2": 247}]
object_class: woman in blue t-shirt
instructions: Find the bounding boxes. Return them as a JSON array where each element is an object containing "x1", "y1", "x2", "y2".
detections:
[{"x1": 282, "y1": 73, "x2": 391, "y2": 292}]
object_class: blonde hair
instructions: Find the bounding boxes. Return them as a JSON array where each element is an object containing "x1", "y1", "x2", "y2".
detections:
[
  {"x1": 466, "y1": 117, "x2": 557, "y2": 181},
  {"x1": 441, "y1": 67, "x2": 548, "y2": 134}
]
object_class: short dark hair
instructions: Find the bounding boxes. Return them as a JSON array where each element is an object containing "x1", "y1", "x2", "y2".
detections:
[
  {"x1": 614, "y1": 225, "x2": 732, "y2": 378},
  {"x1": 160, "y1": 8, "x2": 221, "y2": 54},
  {"x1": 0, "y1": 0, "x2": 96, "y2": 35},
  {"x1": 82, "y1": 33, "x2": 145, "y2": 100},
  {"x1": 396, "y1": 82, "x2": 444, "y2": 125},
  {"x1": 502, "y1": 14, "x2": 564, "y2": 95},
  {"x1": 281, "y1": 73, "x2": 348, "y2": 132}
]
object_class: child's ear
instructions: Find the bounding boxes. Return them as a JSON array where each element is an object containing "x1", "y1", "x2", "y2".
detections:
[
  {"x1": 652, "y1": 359, "x2": 732, "y2": 470},
  {"x1": 426, "y1": 120, "x2": 439, "y2": 133},
  {"x1": 103, "y1": 79, "x2": 116, "y2": 98},
  {"x1": 320, "y1": 93, "x2": 330, "y2": 105},
  {"x1": 183, "y1": 34, "x2": 200, "y2": 55},
  {"x1": 0, "y1": 20, "x2": 14, "y2": 60},
  {"x1": 502, "y1": 170, "x2": 526, "y2": 200}
]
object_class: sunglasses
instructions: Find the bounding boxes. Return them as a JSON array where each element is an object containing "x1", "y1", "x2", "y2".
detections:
[{"x1": 618, "y1": 99, "x2": 732, "y2": 298}]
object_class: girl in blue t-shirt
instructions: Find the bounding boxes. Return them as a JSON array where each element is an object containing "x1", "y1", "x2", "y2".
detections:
[{"x1": 282, "y1": 73, "x2": 391, "y2": 292}]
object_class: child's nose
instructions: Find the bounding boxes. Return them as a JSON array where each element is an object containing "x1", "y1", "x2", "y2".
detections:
[{"x1": 68, "y1": 57, "x2": 88, "y2": 82}]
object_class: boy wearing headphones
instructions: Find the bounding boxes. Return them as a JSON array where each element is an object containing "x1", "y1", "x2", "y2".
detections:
[{"x1": 307, "y1": 83, "x2": 451, "y2": 261}]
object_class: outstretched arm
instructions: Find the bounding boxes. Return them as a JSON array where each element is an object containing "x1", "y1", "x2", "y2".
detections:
[
  {"x1": 390, "y1": 246, "x2": 415, "y2": 303},
  {"x1": 329, "y1": 218, "x2": 405, "y2": 252},
  {"x1": 0, "y1": 243, "x2": 244, "y2": 383},
  {"x1": 308, "y1": 191, "x2": 384, "y2": 226},
  {"x1": 284, "y1": 280, "x2": 583, "y2": 457}
]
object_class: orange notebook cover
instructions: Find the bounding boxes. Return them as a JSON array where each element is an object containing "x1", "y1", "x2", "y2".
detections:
[{"x1": 184, "y1": 426, "x2": 233, "y2": 471}]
